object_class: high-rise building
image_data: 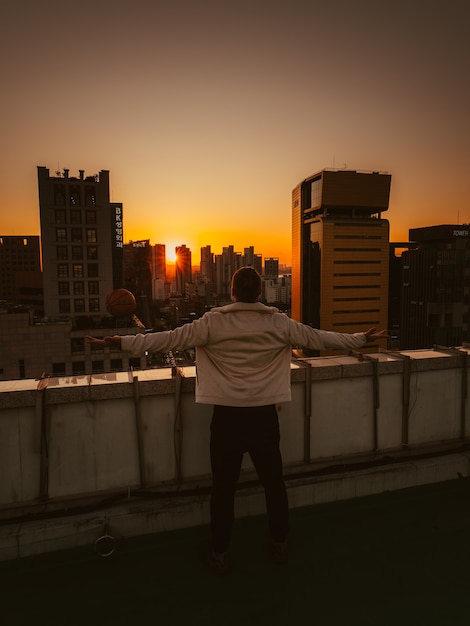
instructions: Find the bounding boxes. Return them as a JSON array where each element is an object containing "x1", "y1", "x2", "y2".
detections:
[
  {"x1": 151, "y1": 243, "x2": 167, "y2": 300},
  {"x1": 243, "y1": 246, "x2": 262, "y2": 275},
  {"x1": 38, "y1": 167, "x2": 123, "y2": 320},
  {"x1": 175, "y1": 244, "x2": 192, "y2": 295},
  {"x1": 264, "y1": 257, "x2": 279, "y2": 278},
  {"x1": 401, "y1": 225, "x2": 470, "y2": 349},
  {"x1": 123, "y1": 239, "x2": 154, "y2": 327},
  {"x1": 200, "y1": 245, "x2": 215, "y2": 283},
  {"x1": 0, "y1": 236, "x2": 43, "y2": 312},
  {"x1": 215, "y1": 245, "x2": 241, "y2": 298},
  {"x1": 292, "y1": 169, "x2": 391, "y2": 350}
]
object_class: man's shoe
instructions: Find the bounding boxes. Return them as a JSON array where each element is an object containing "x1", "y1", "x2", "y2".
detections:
[{"x1": 271, "y1": 540, "x2": 288, "y2": 565}]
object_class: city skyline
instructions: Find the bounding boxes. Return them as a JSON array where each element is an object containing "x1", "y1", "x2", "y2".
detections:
[{"x1": 1, "y1": 1, "x2": 469, "y2": 265}]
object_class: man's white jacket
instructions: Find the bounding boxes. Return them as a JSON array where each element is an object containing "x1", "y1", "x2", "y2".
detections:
[{"x1": 121, "y1": 302, "x2": 368, "y2": 407}]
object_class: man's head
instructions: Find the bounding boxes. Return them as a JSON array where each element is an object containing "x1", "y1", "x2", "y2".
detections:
[{"x1": 231, "y1": 266, "x2": 262, "y2": 303}]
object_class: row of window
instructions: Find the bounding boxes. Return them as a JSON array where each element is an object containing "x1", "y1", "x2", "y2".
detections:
[
  {"x1": 57, "y1": 264, "x2": 99, "y2": 278},
  {"x1": 55, "y1": 208, "x2": 97, "y2": 223},
  {"x1": 59, "y1": 298, "x2": 100, "y2": 313},
  {"x1": 56, "y1": 246, "x2": 98, "y2": 260},
  {"x1": 56, "y1": 228, "x2": 97, "y2": 243},
  {"x1": 58, "y1": 281, "x2": 99, "y2": 296}
]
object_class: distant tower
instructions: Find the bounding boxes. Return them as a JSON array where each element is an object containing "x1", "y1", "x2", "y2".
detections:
[
  {"x1": 200, "y1": 245, "x2": 215, "y2": 283},
  {"x1": 37, "y1": 167, "x2": 123, "y2": 320},
  {"x1": 292, "y1": 169, "x2": 391, "y2": 352},
  {"x1": 175, "y1": 245, "x2": 192, "y2": 295},
  {"x1": 264, "y1": 257, "x2": 279, "y2": 278},
  {"x1": 215, "y1": 245, "x2": 241, "y2": 298}
]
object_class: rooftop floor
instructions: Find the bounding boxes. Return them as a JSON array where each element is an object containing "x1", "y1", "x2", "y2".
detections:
[{"x1": 2, "y1": 478, "x2": 470, "y2": 626}]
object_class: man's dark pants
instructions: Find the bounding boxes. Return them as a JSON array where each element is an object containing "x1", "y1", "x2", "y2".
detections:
[{"x1": 210, "y1": 404, "x2": 289, "y2": 553}]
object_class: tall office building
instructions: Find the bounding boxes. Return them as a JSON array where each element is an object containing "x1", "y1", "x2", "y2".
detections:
[
  {"x1": 0, "y1": 235, "x2": 42, "y2": 311},
  {"x1": 292, "y1": 169, "x2": 391, "y2": 348},
  {"x1": 401, "y1": 225, "x2": 470, "y2": 349},
  {"x1": 200, "y1": 245, "x2": 215, "y2": 283},
  {"x1": 38, "y1": 167, "x2": 123, "y2": 320},
  {"x1": 215, "y1": 245, "x2": 241, "y2": 298},
  {"x1": 151, "y1": 243, "x2": 167, "y2": 300},
  {"x1": 243, "y1": 246, "x2": 262, "y2": 275},
  {"x1": 175, "y1": 244, "x2": 192, "y2": 295},
  {"x1": 264, "y1": 257, "x2": 279, "y2": 278}
]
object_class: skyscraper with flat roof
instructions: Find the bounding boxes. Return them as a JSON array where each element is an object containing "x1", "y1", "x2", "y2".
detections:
[
  {"x1": 401, "y1": 224, "x2": 470, "y2": 349},
  {"x1": 292, "y1": 169, "x2": 391, "y2": 351},
  {"x1": 38, "y1": 167, "x2": 123, "y2": 320}
]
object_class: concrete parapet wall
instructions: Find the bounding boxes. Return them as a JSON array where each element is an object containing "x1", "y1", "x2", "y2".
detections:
[{"x1": 1, "y1": 347, "x2": 469, "y2": 559}]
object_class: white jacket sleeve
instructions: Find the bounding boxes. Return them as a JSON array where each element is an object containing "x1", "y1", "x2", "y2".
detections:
[
  {"x1": 121, "y1": 316, "x2": 210, "y2": 356},
  {"x1": 284, "y1": 317, "x2": 367, "y2": 351}
]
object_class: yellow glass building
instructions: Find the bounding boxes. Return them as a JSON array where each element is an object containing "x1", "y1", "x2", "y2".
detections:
[{"x1": 292, "y1": 169, "x2": 391, "y2": 354}]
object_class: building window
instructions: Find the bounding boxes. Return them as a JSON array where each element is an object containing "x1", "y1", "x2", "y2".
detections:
[
  {"x1": 72, "y1": 246, "x2": 83, "y2": 260},
  {"x1": 88, "y1": 281, "x2": 99, "y2": 295},
  {"x1": 73, "y1": 264, "x2": 84, "y2": 278},
  {"x1": 71, "y1": 228, "x2": 82, "y2": 243},
  {"x1": 74, "y1": 281, "x2": 85, "y2": 295},
  {"x1": 70, "y1": 210, "x2": 81, "y2": 224},
  {"x1": 59, "y1": 299, "x2": 71, "y2": 313},
  {"x1": 92, "y1": 360, "x2": 104, "y2": 373},
  {"x1": 72, "y1": 361, "x2": 85, "y2": 375},
  {"x1": 85, "y1": 209, "x2": 97, "y2": 223},
  {"x1": 74, "y1": 299, "x2": 85, "y2": 312},
  {"x1": 89, "y1": 298, "x2": 100, "y2": 312},
  {"x1": 57, "y1": 264, "x2": 69, "y2": 278},
  {"x1": 56, "y1": 246, "x2": 68, "y2": 260},
  {"x1": 87, "y1": 246, "x2": 98, "y2": 260},
  {"x1": 58, "y1": 282, "x2": 69, "y2": 296},
  {"x1": 55, "y1": 209, "x2": 66, "y2": 224},
  {"x1": 19, "y1": 359, "x2": 26, "y2": 379},
  {"x1": 56, "y1": 228, "x2": 67, "y2": 242},
  {"x1": 71, "y1": 337, "x2": 84, "y2": 353},
  {"x1": 129, "y1": 357, "x2": 142, "y2": 370},
  {"x1": 52, "y1": 363, "x2": 66, "y2": 376},
  {"x1": 110, "y1": 359, "x2": 123, "y2": 371},
  {"x1": 86, "y1": 228, "x2": 97, "y2": 243},
  {"x1": 88, "y1": 264, "x2": 99, "y2": 277}
]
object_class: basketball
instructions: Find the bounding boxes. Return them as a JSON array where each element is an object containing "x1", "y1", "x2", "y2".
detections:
[{"x1": 106, "y1": 288, "x2": 137, "y2": 317}]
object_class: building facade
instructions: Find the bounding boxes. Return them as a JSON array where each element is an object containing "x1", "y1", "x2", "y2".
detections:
[
  {"x1": 0, "y1": 236, "x2": 43, "y2": 312},
  {"x1": 292, "y1": 169, "x2": 391, "y2": 351},
  {"x1": 400, "y1": 225, "x2": 470, "y2": 349},
  {"x1": 38, "y1": 167, "x2": 123, "y2": 320}
]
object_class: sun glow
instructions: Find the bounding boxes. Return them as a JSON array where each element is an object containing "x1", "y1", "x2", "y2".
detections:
[{"x1": 165, "y1": 243, "x2": 179, "y2": 264}]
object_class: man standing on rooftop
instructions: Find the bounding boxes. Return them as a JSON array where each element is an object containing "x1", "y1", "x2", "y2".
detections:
[{"x1": 87, "y1": 267, "x2": 386, "y2": 574}]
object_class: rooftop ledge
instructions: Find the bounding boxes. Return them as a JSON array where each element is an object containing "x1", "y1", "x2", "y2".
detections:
[{"x1": 1, "y1": 346, "x2": 470, "y2": 561}]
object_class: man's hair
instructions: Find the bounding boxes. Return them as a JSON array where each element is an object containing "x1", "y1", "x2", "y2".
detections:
[{"x1": 231, "y1": 266, "x2": 262, "y2": 302}]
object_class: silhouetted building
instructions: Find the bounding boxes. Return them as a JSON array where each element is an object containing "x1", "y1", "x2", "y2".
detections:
[
  {"x1": 215, "y1": 245, "x2": 241, "y2": 299},
  {"x1": 243, "y1": 246, "x2": 262, "y2": 275},
  {"x1": 0, "y1": 235, "x2": 43, "y2": 313},
  {"x1": 401, "y1": 225, "x2": 470, "y2": 349},
  {"x1": 292, "y1": 169, "x2": 391, "y2": 352},
  {"x1": 38, "y1": 167, "x2": 123, "y2": 320},
  {"x1": 175, "y1": 245, "x2": 192, "y2": 295},
  {"x1": 264, "y1": 257, "x2": 279, "y2": 278},
  {"x1": 151, "y1": 243, "x2": 167, "y2": 300},
  {"x1": 123, "y1": 239, "x2": 154, "y2": 326}
]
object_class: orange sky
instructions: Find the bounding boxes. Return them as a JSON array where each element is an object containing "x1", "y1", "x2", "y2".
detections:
[{"x1": 1, "y1": 1, "x2": 469, "y2": 266}]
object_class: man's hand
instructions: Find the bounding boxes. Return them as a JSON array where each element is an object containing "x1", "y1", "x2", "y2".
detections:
[
  {"x1": 85, "y1": 335, "x2": 122, "y2": 349},
  {"x1": 364, "y1": 328, "x2": 388, "y2": 342}
]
